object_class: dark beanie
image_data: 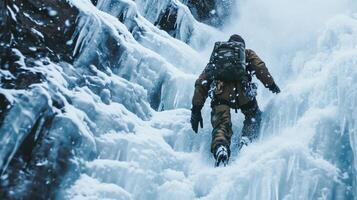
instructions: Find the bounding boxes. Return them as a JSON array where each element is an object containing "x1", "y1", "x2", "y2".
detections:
[{"x1": 229, "y1": 34, "x2": 245, "y2": 45}]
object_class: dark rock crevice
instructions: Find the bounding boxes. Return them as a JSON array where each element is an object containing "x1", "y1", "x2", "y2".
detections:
[
  {"x1": 0, "y1": 110, "x2": 55, "y2": 200},
  {"x1": 150, "y1": 76, "x2": 165, "y2": 111},
  {"x1": 0, "y1": 93, "x2": 11, "y2": 127},
  {"x1": 155, "y1": 4, "x2": 178, "y2": 36}
]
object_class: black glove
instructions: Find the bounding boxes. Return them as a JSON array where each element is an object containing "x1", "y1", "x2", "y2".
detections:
[
  {"x1": 268, "y1": 83, "x2": 281, "y2": 94},
  {"x1": 190, "y1": 105, "x2": 203, "y2": 133}
]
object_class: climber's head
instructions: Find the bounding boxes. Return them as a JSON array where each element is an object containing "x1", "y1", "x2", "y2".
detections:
[{"x1": 228, "y1": 34, "x2": 245, "y2": 46}]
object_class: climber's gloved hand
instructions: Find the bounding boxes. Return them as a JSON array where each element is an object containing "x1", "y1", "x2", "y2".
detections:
[
  {"x1": 268, "y1": 82, "x2": 281, "y2": 94},
  {"x1": 191, "y1": 105, "x2": 203, "y2": 133}
]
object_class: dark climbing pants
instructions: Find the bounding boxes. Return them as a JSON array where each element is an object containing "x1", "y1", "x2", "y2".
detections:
[{"x1": 210, "y1": 99, "x2": 262, "y2": 157}]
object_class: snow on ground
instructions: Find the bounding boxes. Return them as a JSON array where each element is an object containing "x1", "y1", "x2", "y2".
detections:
[{"x1": 63, "y1": 0, "x2": 357, "y2": 199}]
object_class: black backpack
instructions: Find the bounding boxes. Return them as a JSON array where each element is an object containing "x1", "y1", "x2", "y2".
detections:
[{"x1": 206, "y1": 41, "x2": 248, "y2": 82}]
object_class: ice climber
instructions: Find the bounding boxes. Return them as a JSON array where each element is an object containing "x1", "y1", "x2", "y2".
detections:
[{"x1": 190, "y1": 34, "x2": 281, "y2": 167}]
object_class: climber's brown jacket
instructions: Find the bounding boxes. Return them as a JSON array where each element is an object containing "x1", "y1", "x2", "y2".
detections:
[{"x1": 192, "y1": 49, "x2": 276, "y2": 108}]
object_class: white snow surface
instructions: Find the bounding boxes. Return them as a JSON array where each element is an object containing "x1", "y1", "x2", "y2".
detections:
[{"x1": 56, "y1": 0, "x2": 357, "y2": 199}]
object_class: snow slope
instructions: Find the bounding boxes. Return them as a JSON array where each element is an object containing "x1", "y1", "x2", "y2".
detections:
[{"x1": 1, "y1": 0, "x2": 356, "y2": 199}]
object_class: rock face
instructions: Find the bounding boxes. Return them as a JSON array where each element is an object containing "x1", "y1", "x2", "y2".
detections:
[
  {"x1": 152, "y1": 0, "x2": 235, "y2": 32},
  {"x1": 184, "y1": 0, "x2": 235, "y2": 27},
  {"x1": 0, "y1": 1, "x2": 89, "y2": 199},
  {"x1": 1, "y1": 0, "x2": 78, "y2": 62}
]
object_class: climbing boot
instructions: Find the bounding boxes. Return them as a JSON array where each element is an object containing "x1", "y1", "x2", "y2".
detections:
[{"x1": 215, "y1": 145, "x2": 229, "y2": 167}]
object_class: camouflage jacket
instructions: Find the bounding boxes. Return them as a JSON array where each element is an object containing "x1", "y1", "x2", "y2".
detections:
[{"x1": 192, "y1": 49, "x2": 276, "y2": 108}]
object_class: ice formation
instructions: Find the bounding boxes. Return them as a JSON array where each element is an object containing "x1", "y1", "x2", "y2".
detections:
[{"x1": 0, "y1": 0, "x2": 356, "y2": 199}]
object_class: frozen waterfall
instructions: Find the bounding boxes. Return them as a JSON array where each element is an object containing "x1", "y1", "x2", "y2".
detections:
[
  {"x1": 65, "y1": 0, "x2": 357, "y2": 199},
  {"x1": 0, "y1": 0, "x2": 356, "y2": 199}
]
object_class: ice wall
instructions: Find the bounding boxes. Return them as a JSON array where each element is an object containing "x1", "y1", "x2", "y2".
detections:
[
  {"x1": 64, "y1": 0, "x2": 357, "y2": 199},
  {"x1": 0, "y1": 0, "x2": 223, "y2": 198},
  {"x1": 1, "y1": 0, "x2": 356, "y2": 199},
  {"x1": 72, "y1": 0, "x2": 218, "y2": 111},
  {"x1": 67, "y1": 1, "x2": 357, "y2": 199}
]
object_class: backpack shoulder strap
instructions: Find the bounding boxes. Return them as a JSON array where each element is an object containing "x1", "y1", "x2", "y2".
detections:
[
  {"x1": 213, "y1": 42, "x2": 224, "y2": 52},
  {"x1": 209, "y1": 42, "x2": 223, "y2": 62}
]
